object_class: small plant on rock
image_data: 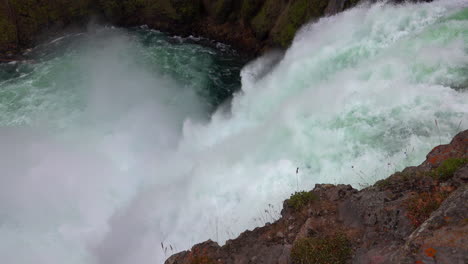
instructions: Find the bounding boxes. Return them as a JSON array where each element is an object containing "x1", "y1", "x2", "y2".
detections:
[
  {"x1": 287, "y1": 191, "x2": 319, "y2": 211},
  {"x1": 291, "y1": 233, "x2": 352, "y2": 264},
  {"x1": 375, "y1": 177, "x2": 392, "y2": 189},
  {"x1": 404, "y1": 191, "x2": 449, "y2": 227},
  {"x1": 432, "y1": 158, "x2": 468, "y2": 181}
]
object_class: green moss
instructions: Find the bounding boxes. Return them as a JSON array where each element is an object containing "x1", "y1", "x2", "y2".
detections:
[
  {"x1": 375, "y1": 170, "x2": 418, "y2": 189},
  {"x1": 0, "y1": 6, "x2": 17, "y2": 51},
  {"x1": 287, "y1": 191, "x2": 318, "y2": 211},
  {"x1": 170, "y1": 0, "x2": 201, "y2": 22},
  {"x1": 210, "y1": 0, "x2": 233, "y2": 23},
  {"x1": 432, "y1": 158, "x2": 468, "y2": 181},
  {"x1": 99, "y1": 0, "x2": 124, "y2": 21},
  {"x1": 272, "y1": 0, "x2": 329, "y2": 47},
  {"x1": 291, "y1": 234, "x2": 352, "y2": 264},
  {"x1": 6, "y1": 0, "x2": 94, "y2": 46},
  {"x1": 375, "y1": 177, "x2": 392, "y2": 189},
  {"x1": 240, "y1": 0, "x2": 263, "y2": 21},
  {"x1": 251, "y1": 0, "x2": 283, "y2": 40},
  {"x1": 9, "y1": 0, "x2": 43, "y2": 44}
]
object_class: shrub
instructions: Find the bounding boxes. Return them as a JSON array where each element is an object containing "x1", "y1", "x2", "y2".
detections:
[
  {"x1": 291, "y1": 234, "x2": 352, "y2": 264},
  {"x1": 375, "y1": 170, "x2": 425, "y2": 189},
  {"x1": 432, "y1": 158, "x2": 468, "y2": 181},
  {"x1": 404, "y1": 191, "x2": 449, "y2": 227},
  {"x1": 375, "y1": 177, "x2": 392, "y2": 189},
  {"x1": 287, "y1": 191, "x2": 319, "y2": 211}
]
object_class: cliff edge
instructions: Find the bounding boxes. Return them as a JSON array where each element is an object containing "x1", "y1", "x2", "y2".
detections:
[
  {"x1": 166, "y1": 130, "x2": 468, "y2": 264},
  {"x1": 1, "y1": 0, "x2": 362, "y2": 59}
]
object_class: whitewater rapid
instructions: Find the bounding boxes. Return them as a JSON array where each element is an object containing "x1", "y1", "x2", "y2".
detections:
[{"x1": 1, "y1": 1, "x2": 467, "y2": 263}]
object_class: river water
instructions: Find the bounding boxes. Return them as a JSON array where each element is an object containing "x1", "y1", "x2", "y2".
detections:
[{"x1": 0, "y1": 1, "x2": 467, "y2": 263}]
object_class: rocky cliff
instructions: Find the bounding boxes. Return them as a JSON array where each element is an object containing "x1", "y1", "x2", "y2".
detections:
[
  {"x1": 0, "y1": 0, "x2": 98, "y2": 59},
  {"x1": 0, "y1": 0, "x2": 362, "y2": 59},
  {"x1": 166, "y1": 130, "x2": 468, "y2": 264},
  {"x1": 98, "y1": 0, "x2": 361, "y2": 54}
]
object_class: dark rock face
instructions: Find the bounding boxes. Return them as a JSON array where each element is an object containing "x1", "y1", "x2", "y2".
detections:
[
  {"x1": 166, "y1": 130, "x2": 468, "y2": 264},
  {"x1": 0, "y1": 0, "x2": 98, "y2": 58},
  {"x1": 0, "y1": 0, "x2": 436, "y2": 58},
  {"x1": 93, "y1": 0, "x2": 361, "y2": 55},
  {"x1": 98, "y1": 0, "x2": 365, "y2": 54},
  {"x1": 0, "y1": 0, "x2": 361, "y2": 58}
]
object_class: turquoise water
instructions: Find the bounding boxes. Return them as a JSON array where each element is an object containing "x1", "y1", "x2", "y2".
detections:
[
  {"x1": 0, "y1": 1, "x2": 467, "y2": 264},
  {"x1": 0, "y1": 27, "x2": 245, "y2": 128}
]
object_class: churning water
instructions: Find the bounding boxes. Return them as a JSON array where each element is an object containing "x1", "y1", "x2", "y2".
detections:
[{"x1": 0, "y1": 1, "x2": 467, "y2": 263}]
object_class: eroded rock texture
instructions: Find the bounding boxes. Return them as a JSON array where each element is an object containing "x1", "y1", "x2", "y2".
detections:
[{"x1": 166, "y1": 130, "x2": 468, "y2": 264}]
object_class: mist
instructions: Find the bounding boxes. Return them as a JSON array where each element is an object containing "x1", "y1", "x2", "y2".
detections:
[{"x1": 1, "y1": 1, "x2": 468, "y2": 264}]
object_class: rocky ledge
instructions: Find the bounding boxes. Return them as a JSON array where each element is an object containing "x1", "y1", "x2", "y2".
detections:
[
  {"x1": 0, "y1": 0, "x2": 362, "y2": 59},
  {"x1": 1, "y1": 0, "x2": 431, "y2": 60},
  {"x1": 166, "y1": 130, "x2": 468, "y2": 264}
]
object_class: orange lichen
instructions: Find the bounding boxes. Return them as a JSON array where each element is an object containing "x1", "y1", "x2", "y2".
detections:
[
  {"x1": 187, "y1": 248, "x2": 218, "y2": 264},
  {"x1": 427, "y1": 145, "x2": 455, "y2": 165},
  {"x1": 425, "y1": 247, "x2": 437, "y2": 258},
  {"x1": 405, "y1": 192, "x2": 449, "y2": 227}
]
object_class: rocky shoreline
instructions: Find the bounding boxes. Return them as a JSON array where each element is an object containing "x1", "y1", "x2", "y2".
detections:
[
  {"x1": 166, "y1": 130, "x2": 468, "y2": 264},
  {"x1": 1, "y1": 1, "x2": 437, "y2": 60},
  {"x1": 1, "y1": 0, "x2": 390, "y2": 60}
]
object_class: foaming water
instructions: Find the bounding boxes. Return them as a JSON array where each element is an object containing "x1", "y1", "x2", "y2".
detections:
[{"x1": 1, "y1": 1, "x2": 468, "y2": 263}]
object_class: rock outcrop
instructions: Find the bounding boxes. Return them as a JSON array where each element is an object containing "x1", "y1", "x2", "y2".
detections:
[
  {"x1": 166, "y1": 130, "x2": 468, "y2": 264},
  {"x1": 0, "y1": 0, "x2": 98, "y2": 59},
  {"x1": 0, "y1": 0, "x2": 437, "y2": 59},
  {"x1": 1, "y1": 0, "x2": 363, "y2": 59},
  {"x1": 98, "y1": 0, "x2": 361, "y2": 54}
]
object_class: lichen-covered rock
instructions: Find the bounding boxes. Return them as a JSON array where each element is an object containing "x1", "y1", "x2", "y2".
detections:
[
  {"x1": 422, "y1": 130, "x2": 468, "y2": 169},
  {"x1": 389, "y1": 186, "x2": 468, "y2": 264},
  {"x1": 166, "y1": 130, "x2": 468, "y2": 264}
]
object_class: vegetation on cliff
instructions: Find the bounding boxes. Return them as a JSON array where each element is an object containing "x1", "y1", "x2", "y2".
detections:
[
  {"x1": 286, "y1": 191, "x2": 319, "y2": 211},
  {"x1": 432, "y1": 157, "x2": 468, "y2": 181},
  {"x1": 0, "y1": 0, "x2": 361, "y2": 56},
  {"x1": 0, "y1": 0, "x2": 96, "y2": 56},
  {"x1": 166, "y1": 130, "x2": 468, "y2": 264},
  {"x1": 291, "y1": 233, "x2": 351, "y2": 264}
]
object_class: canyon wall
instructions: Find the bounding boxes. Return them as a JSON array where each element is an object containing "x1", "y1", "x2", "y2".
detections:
[{"x1": 0, "y1": 0, "x2": 361, "y2": 57}]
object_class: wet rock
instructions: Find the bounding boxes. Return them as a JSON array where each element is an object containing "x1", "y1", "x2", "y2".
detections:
[{"x1": 1, "y1": 0, "x2": 363, "y2": 57}]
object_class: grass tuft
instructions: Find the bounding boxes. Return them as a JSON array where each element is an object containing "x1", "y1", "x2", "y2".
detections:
[
  {"x1": 375, "y1": 177, "x2": 392, "y2": 189},
  {"x1": 404, "y1": 191, "x2": 449, "y2": 227},
  {"x1": 432, "y1": 158, "x2": 468, "y2": 181},
  {"x1": 287, "y1": 191, "x2": 319, "y2": 211},
  {"x1": 291, "y1": 233, "x2": 352, "y2": 264}
]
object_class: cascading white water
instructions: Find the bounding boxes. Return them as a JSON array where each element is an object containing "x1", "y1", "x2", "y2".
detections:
[{"x1": 0, "y1": 1, "x2": 467, "y2": 263}]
